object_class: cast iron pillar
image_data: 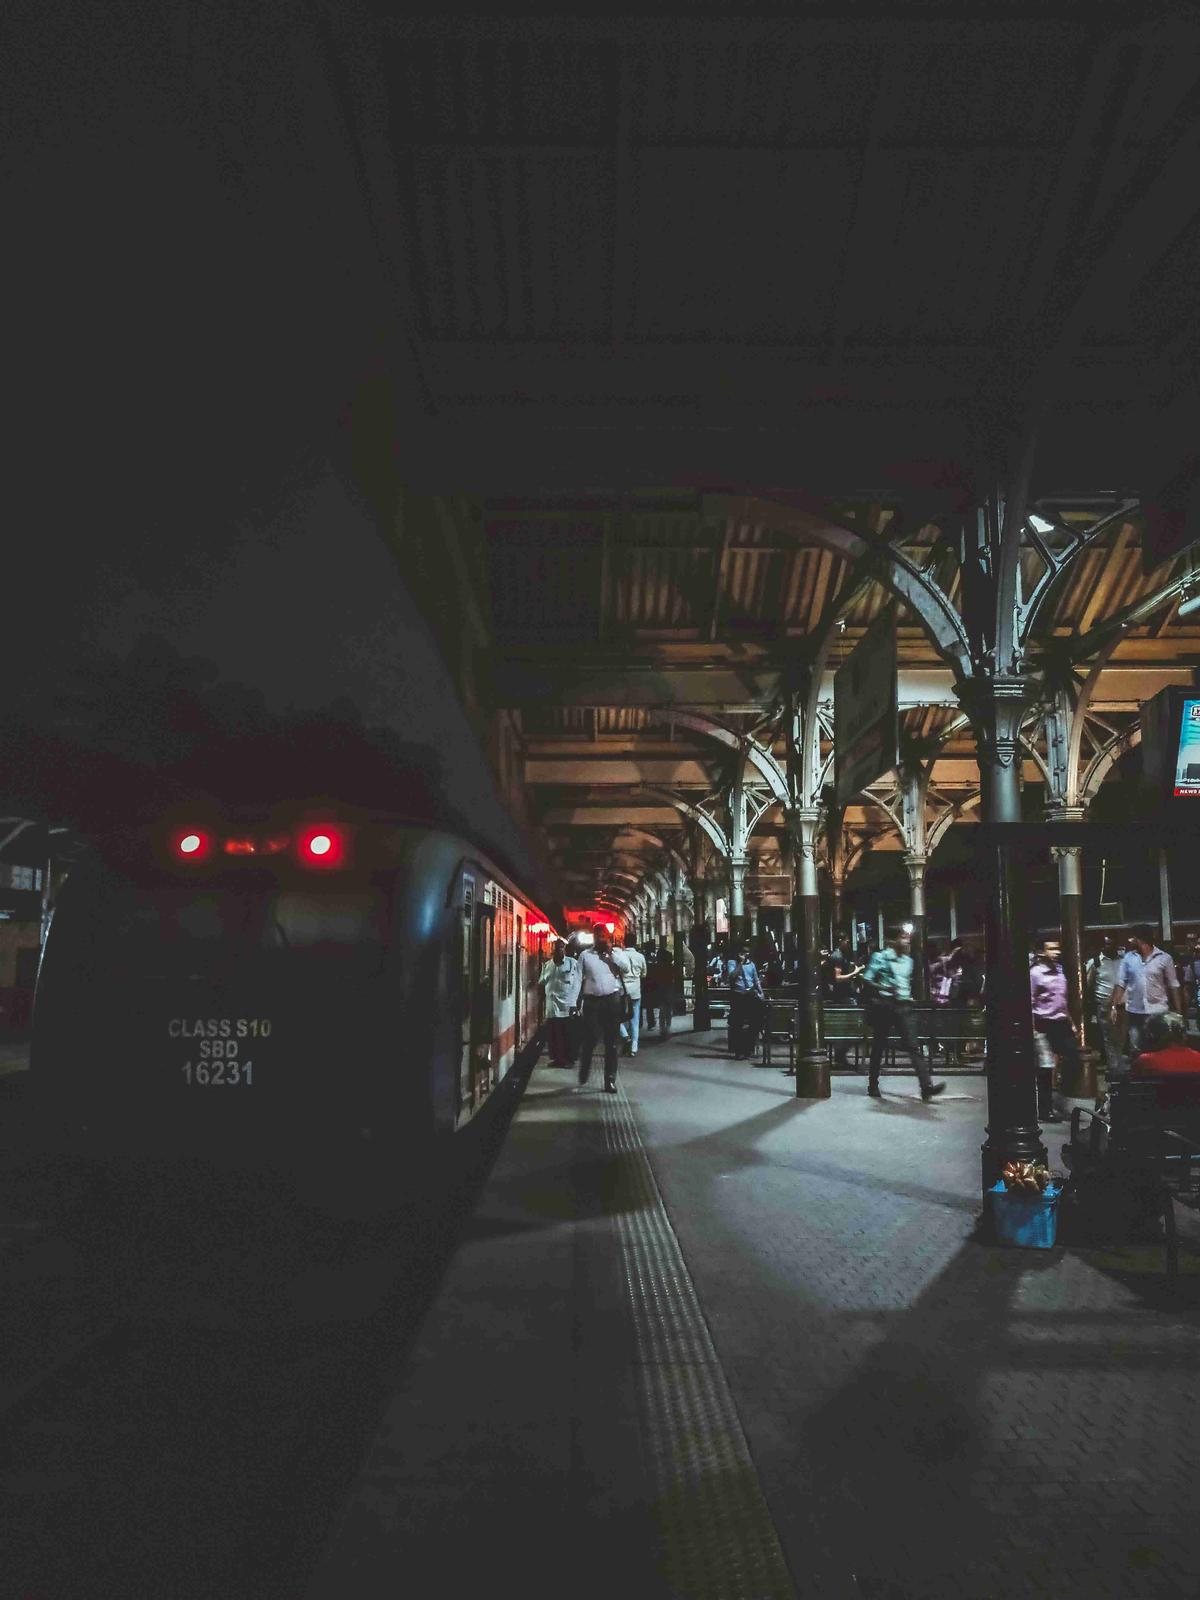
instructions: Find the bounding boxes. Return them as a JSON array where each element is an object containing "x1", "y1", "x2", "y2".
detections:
[
  {"x1": 830, "y1": 870, "x2": 846, "y2": 945},
  {"x1": 1047, "y1": 804, "x2": 1096, "y2": 1097},
  {"x1": 690, "y1": 881, "x2": 711, "y2": 1030},
  {"x1": 965, "y1": 675, "x2": 1046, "y2": 1199},
  {"x1": 791, "y1": 806, "x2": 830, "y2": 1098},
  {"x1": 729, "y1": 853, "x2": 748, "y2": 945},
  {"x1": 904, "y1": 853, "x2": 929, "y2": 1001}
]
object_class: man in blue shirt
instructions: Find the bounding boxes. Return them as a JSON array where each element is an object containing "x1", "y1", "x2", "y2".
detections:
[
  {"x1": 862, "y1": 929, "x2": 945, "y2": 1101},
  {"x1": 726, "y1": 944, "x2": 765, "y2": 1057}
]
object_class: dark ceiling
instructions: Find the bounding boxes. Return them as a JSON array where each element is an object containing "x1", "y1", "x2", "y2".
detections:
[{"x1": 345, "y1": 7, "x2": 1200, "y2": 499}]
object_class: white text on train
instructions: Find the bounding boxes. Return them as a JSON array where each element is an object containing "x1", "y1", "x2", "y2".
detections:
[{"x1": 167, "y1": 1018, "x2": 273, "y2": 1039}]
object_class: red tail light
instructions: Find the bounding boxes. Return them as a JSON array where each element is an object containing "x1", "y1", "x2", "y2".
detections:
[
  {"x1": 297, "y1": 824, "x2": 347, "y2": 867},
  {"x1": 173, "y1": 829, "x2": 211, "y2": 862}
]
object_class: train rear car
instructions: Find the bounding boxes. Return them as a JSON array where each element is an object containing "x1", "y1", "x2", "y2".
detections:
[{"x1": 30, "y1": 806, "x2": 551, "y2": 1214}]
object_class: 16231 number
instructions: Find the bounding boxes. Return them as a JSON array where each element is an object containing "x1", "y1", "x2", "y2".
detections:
[{"x1": 181, "y1": 1061, "x2": 253, "y2": 1086}]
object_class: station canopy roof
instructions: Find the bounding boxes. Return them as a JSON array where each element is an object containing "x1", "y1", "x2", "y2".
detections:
[{"x1": 351, "y1": 5, "x2": 1200, "y2": 910}]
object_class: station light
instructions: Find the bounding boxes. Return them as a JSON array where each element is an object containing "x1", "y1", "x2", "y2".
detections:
[{"x1": 902, "y1": 921, "x2": 915, "y2": 934}]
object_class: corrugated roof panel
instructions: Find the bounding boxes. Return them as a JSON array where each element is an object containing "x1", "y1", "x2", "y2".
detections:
[
  {"x1": 722, "y1": 548, "x2": 784, "y2": 630},
  {"x1": 838, "y1": 149, "x2": 1055, "y2": 343},
  {"x1": 633, "y1": 149, "x2": 858, "y2": 342},
  {"x1": 406, "y1": 151, "x2": 612, "y2": 340},
  {"x1": 900, "y1": 23, "x2": 1080, "y2": 143},
  {"x1": 614, "y1": 542, "x2": 706, "y2": 630},
  {"x1": 385, "y1": 39, "x2": 617, "y2": 144}
]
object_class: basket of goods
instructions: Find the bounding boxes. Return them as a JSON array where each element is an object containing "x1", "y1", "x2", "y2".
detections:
[{"x1": 989, "y1": 1162, "x2": 1062, "y2": 1248}]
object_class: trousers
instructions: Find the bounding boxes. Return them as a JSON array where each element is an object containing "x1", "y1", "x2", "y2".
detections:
[
  {"x1": 619, "y1": 998, "x2": 642, "y2": 1052},
  {"x1": 579, "y1": 993, "x2": 623, "y2": 1086},
  {"x1": 729, "y1": 991, "x2": 763, "y2": 1055},
  {"x1": 545, "y1": 1016, "x2": 574, "y2": 1066},
  {"x1": 867, "y1": 999, "x2": 933, "y2": 1091}
]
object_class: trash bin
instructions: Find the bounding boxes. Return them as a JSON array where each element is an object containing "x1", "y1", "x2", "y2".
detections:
[{"x1": 989, "y1": 1180, "x2": 1061, "y2": 1248}]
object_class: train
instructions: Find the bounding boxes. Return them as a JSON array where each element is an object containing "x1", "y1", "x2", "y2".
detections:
[{"x1": 30, "y1": 801, "x2": 556, "y2": 1215}]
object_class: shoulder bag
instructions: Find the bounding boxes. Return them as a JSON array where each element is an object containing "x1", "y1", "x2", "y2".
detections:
[{"x1": 603, "y1": 952, "x2": 634, "y2": 1022}]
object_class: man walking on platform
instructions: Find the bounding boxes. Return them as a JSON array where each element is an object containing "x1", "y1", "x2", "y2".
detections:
[
  {"x1": 1029, "y1": 936, "x2": 1082, "y2": 1122},
  {"x1": 617, "y1": 936, "x2": 647, "y2": 1056},
  {"x1": 862, "y1": 929, "x2": 945, "y2": 1100},
  {"x1": 726, "y1": 944, "x2": 765, "y2": 1058},
  {"x1": 1110, "y1": 924, "x2": 1183, "y2": 1065},
  {"x1": 1085, "y1": 934, "x2": 1124, "y2": 1081},
  {"x1": 576, "y1": 926, "x2": 628, "y2": 1093}
]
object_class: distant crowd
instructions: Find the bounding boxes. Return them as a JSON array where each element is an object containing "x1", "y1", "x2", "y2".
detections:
[{"x1": 538, "y1": 921, "x2": 1200, "y2": 1098}]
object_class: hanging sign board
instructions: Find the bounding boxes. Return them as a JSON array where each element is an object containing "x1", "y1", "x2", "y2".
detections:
[
  {"x1": 1141, "y1": 684, "x2": 1200, "y2": 801},
  {"x1": 834, "y1": 608, "x2": 899, "y2": 806}
]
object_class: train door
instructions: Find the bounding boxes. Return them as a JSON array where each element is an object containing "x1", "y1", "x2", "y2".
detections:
[
  {"x1": 470, "y1": 902, "x2": 496, "y2": 1106},
  {"x1": 514, "y1": 913, "x2": 524, "y2": 1047},
  {"x1": 458, "y1": 874, "x2": 475, "y2": 1120}
]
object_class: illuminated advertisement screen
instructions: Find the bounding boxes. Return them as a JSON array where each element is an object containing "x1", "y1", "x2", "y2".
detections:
[{"x1": 1172, "y1": 697, "x2": 1200, "y2": 796}]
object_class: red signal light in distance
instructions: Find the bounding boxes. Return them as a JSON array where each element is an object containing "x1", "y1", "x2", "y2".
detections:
[{"x1": 173, "y1": 830, "x2": 211, "y2": 861}]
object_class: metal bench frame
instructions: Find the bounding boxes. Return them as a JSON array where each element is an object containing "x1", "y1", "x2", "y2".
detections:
[
  {"x1": 760, "y1": 1002, "x2": 798, "y2": 1071},
  {"x1": 821, "y1": 1005, "x2": 986, "y2": 1072},
  {"x1": 1062, "y1": 1077, "x2": 1200, "y2": 1280}
]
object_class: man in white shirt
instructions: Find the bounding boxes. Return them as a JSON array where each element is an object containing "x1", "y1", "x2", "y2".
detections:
[
  {"x1": 538, "y1": 939, "x2": 582, "y2": 1067},
  {"x1": 1085, "y1": 935, "x2": 1124, "y2": 1080},
  {"x1": 1111, "y1": 923, "x2": 1183, "y2": 1064},
  {"x1": 617, "y1": 937, "x2": 647, "y2": 1056},
  {"x1": 576, "y1": 926, "x2": 628, "y2": 1092}
]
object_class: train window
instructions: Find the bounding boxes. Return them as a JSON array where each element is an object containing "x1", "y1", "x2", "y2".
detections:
[
  {"x1": 262, "y1": 890, "x2": 388, "y2": 977},
  {"x1": 77, "y1": 887, "x2": 388, "y2": 981}
]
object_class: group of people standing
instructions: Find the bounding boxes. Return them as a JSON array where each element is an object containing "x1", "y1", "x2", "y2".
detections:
[
  {"x1": 1027, "y1": 923, "x2": 1199, "y2": 1116},
  {"x1": 537, "y1": 931, "x2": 681, "y2": 1091}
]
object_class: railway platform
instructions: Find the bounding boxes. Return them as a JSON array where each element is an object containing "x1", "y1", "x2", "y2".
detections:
[{"x1": 306, "y1": 1022, "x2": 1200, "y2": 1600}]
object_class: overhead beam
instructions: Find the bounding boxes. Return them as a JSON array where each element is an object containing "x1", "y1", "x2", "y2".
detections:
[
  {"x1": 498, "y1": 654, "x2": 1194, "y2": 711},
  {"x1": 542, "y1": 807, "x2": 685, "y2": 826},
  {"x1": 526, "y1": 759, "x2": 717, "y2": 786}
]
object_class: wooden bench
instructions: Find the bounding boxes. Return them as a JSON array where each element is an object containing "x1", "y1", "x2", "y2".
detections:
[{"x1": 1062, "y1": 1075, "x2": 1200, "y2": 1279}]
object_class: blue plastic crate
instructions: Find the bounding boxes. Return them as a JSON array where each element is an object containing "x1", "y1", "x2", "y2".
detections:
[{"x1": 989, "y1": 1180, "x2": 1061, "y2": 1248}]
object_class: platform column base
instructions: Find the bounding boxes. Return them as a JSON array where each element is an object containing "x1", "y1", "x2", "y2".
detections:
[
  {"x1": 793, "y1": 1049, "x2": 831, "y2": 1098},
  {"x1": 1058, "y1": 1046, "x2": 1098, "y2": 1100}
]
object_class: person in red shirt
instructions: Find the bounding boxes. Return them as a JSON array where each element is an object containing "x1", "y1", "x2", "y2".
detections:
[{"x1": 1132, "y1": 1011, "x2": 1200, "y2": 1076}]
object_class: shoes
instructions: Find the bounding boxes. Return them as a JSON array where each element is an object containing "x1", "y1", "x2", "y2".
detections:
[
  {"x1": 921, "y1": 1082, "x2": 947, "y2": 1101},
  {"x1": 604, "y1": 1082, "x2": 617, "y2": 1094},
  {"x1": 1042, "y1": 1111, "x2": 1065, "y2": 1123},
  {"x1": 867, "y1": 1084, "x2": 883, "y2": 1098},
  {"x1": 578, "y1": 1073, "x2": 590, "y2": 1087},
  {"x1": 631, "y1": 1047, "x2": 638, "y2": 1057}
]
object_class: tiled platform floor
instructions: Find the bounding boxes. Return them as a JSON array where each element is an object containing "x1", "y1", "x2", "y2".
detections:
[{"x1": 309, "y1": 1024, "x2": 1200, "y2": 1600}]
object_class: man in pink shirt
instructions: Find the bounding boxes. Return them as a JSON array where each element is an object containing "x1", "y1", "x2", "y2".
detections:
[{"x1": 1029, "y1": 936, "x2": 1082, "y2": 1123}]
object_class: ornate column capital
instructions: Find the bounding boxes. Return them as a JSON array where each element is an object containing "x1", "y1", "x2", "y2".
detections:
[
  {"x1": 956, "y1": 673, "x2": 1030, "y2": 769},
  {"x1": 1046, "y1": 804, "x2": 1085, "y2": 859},
  {"x1": 787, "y1": 804, "x2": 823, "y2": 857},
  {"x1": 902, "y1": 852, "x2": 928, "y2": 884}
]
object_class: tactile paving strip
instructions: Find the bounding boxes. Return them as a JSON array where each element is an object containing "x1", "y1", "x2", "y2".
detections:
[{"x1": 600, "y1": 1083, "x2": 795, "y2": 1599}]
